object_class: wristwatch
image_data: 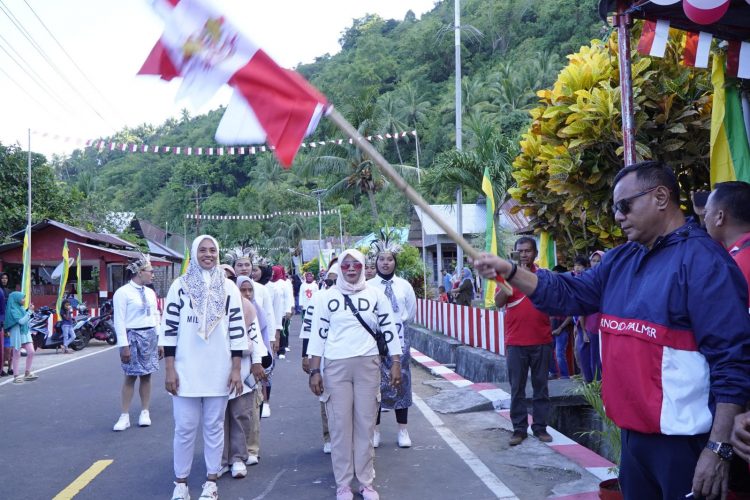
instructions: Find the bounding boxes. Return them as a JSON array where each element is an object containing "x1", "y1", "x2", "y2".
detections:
[{"x1": 706, "y1": 440, "x2": 734, "y2": 461}]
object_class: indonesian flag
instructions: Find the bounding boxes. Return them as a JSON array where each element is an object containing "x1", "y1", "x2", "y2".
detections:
[
  {"x1": 727, "y1": 41, "x2": 750, "y2": 80},
  {"x1": 139, "y1": 0, "x2": 328, "y2": 167},
  {"x1": 637, "y1": 20, "x2": 670, "y2": 58},
  {"x1": 683, "y1": 31, "x2": 713, "y2": 68}
]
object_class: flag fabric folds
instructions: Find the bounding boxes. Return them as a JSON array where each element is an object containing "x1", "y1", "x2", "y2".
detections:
[
  {"x1": 710, "y1": 53, "x2": 750, "y2": 187},
  {"x1": 538, "y1": 232, "x2": 557, "y2": 270},
  {"x1": 76, "y1": 249, "x2": 83, "y2": 304},
  {"x1": 481, "y1": 167, "x2": 497, "y2": 308},
  {"x1": 683, "y1": 31, "x2": 712, "y2": 68},
  {"x1": 727, "y1": 41, "x2": 750, "y2": 80},
  {"x1": 56, "y1": 241, "x2": 70, "y2": 314},
  {"x1": 637, "y1": 20, "x2": 670, "y2": 58},
  {"x1": 21, "y1": 226, "x2": 31, "y2": 308},
  {"x1": 139, "y1": 0, "x2": 328, "y2": 167},
  {"x1": 180, "y1": 247, "x2": 190, "y2": 276}
]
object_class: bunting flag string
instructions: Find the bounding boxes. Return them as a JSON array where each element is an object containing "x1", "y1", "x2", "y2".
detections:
[
  {"x1": 636, "y1": 18, "x2": 748, "y2": 75},
  {"x1": 186, "y1": 209, "x2": 341, "y2": 221},
  {"x1": 32, "y1": 130, "x2": 419, "y2": 156}
]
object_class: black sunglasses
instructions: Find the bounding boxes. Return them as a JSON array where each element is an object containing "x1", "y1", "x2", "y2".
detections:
[{"x1": 613, "y1": 187, "x2": 658, "y2": 215}]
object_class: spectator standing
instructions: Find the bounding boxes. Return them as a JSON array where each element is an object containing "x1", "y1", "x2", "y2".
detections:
[
  {"x1": 475, "y1": 161, "x2": 750, "y2": 499},
  {"x1": 451, "y1": 268, "x2": 474, "y2": 306},
  {"x1": 1, "y1": 272, "x2": 11, "y2": 376},
  {"x1": 584, "y1": 251, "x2": 605, "y2": 380},
  {"x1": 704, "y1": 181, "x2": 750, "y2": 300},
  {"x1": 493, "y1": 237, "x2": 553, "y2": 446},
  {"x1": 571, "y1": 255, "x2": 593, "y2": 383},
  {"x1": 4, "y1": 291, "x2": 37, "y2": 384},
  {"x1": 59, "y1": 300, "x2": 75, "y2": 354}
]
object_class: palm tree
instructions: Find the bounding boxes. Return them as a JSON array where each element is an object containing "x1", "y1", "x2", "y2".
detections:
[{"x1": 377, "y1": 92, "x2": 408, "y2": 164}]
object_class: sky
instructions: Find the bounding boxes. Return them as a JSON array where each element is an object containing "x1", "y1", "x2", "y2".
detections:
[{"x1": 0, "y1": 0, "x2": 439, "y2": 158}]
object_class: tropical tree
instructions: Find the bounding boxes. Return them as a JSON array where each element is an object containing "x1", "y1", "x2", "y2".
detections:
[{"x1": 510, "y1": 30, "x2": 712, "y2": 254}]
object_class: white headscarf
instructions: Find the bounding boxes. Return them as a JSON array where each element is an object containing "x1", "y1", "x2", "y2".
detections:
[
  {"x1": 181, "y1": 235, "x2": 225, "y2": 340},
  {"x1": 336, "y1": 249, "x2": 367, "y2": 295}
]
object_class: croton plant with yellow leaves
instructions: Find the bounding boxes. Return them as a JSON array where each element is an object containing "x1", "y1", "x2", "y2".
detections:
[{"x1": 509, "y1": 26, "x2": 712, "y2": 254}]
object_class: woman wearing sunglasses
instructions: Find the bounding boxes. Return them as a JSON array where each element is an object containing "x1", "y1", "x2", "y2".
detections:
[{"x1": 307, "y1": 249, "x2": 403, "y2": 500}]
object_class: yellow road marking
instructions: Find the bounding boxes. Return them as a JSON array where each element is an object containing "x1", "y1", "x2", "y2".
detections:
[{"x1": 53, "y1": 459, "x2": 113, "y2": 500}]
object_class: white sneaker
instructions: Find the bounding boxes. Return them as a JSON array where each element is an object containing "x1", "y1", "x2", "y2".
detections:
[
  {"x1": 198, "y1": 481, "x2": 218, "y2": 499},
  {"x1": 245, "y1": 454, "x2": 259, "y2": 466},
  {"x1": 171, "y1": 481, "x2": 190, "y2": 500},
  {"x1": 323, "y1": 441, "x2": 332, "y2": 454},
  {"x1": 231, "y1": 461, "x2": 247, "y2": 478},
  {"x1": 113, "y1": 413, "x2": 130, "y2": 431},
  {"x1": 278, "y1": 353, "x2": 286, "y2": 359},
  {"x1": 217, "y1": 465, "x2": 230, "y2": 478},
  {"x1": 373, "y1": 429, "x2": 380, "y2": 448},
  {"x1": 138, "y1": 410, "x2": 151, "y2": 427},
  {"x1": 261, "y1": 404, "x2": 271, "y2": 418},
  {"x1": 398, "y1": 429, "x2": 412, "y2": 448}
]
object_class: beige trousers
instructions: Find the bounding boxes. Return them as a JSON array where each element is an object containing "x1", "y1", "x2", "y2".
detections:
[
  {"x1": 323, "y1": 355, "x2": 381, "y2": 489},
  {"x1": 222, "y1": 392, "x2": 251, "y2": 465},
  {"x1": 246, "y1": 389, "x2": 262, "y2": 457},
  {"x1": 320, "y1": 401, "x2": 330, "y2": 442}
]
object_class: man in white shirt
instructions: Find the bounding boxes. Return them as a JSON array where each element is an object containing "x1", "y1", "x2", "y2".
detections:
[{"x1": 112, "y1": 257, "x2": 163, "y2": 431}]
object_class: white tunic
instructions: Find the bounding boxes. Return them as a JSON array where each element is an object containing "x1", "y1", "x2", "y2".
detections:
[
  {"x1": 252, "y1": 280, "x2": 278, "y2": 334},
  {"x1": 112, "y1": 281, "x2": 162, "y2": 346},
  {"x1": 308, "y1": 287, "x2": 402, "y2": 360},
  {"x1": 159, "y1": 277, "x2": 248, "y2": 397},
  {"x1": 267, "y1": 280, "x2": 286, "y2": 330},
  {"x1": 367, "y1": 275, "x2": 417, "y2": 325},
  {"x1": 298, "y1": 281, "x2": 319, "y2": 312}
]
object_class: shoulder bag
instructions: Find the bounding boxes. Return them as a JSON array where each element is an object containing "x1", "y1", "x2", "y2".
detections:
[{"x1": 342, "y1": 294, "x2": 389, "y2": 357}]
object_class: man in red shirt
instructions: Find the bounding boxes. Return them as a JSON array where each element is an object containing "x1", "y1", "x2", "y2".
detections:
[
  {"x1": 495, "y1": 237, "x2": 553, "y2": 445},
  {"x1": 704, "y1": 181, "x2": 750, "y2": 301}
]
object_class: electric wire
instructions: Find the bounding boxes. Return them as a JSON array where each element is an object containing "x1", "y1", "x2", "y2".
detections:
[
  {"x1": 21, "y1": 0, "x2": 125, "y2": 122},
  {"x1": 0, "y1": 35, "x2": 75, "y2": 114},
  {"x1": 0, "y1": 0, "x2": 114, "y2": 127}
]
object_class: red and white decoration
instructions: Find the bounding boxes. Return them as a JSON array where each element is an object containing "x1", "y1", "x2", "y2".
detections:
[
  {"x1": 415, "y1": 299, "x2": 506, "y2": 356},
  {"x1": 185, "y1": 209, "x2": 340, "y2": 221},
  {"x1": 32, "y1": 130, "x2": 418, "y2": 157},
  {"x1": 637, "y1": 19, "x2": 671, "y2": 57},
  {"x1": 727, "y1": 40, "x2": 750, "y2": 79},
  {"x1": 140, "y1": 0, "x2": 328, "y2": 167},
  {"x1": 683, "y1": 31, "x2": 713, "y2": 67}
]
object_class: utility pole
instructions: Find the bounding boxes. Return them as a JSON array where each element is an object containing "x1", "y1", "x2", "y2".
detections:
[
  {"x1": 188, "y1": 183, "x2": 209, "y2": 235},
  {"x1": 454, "y1": 0, "x2": 464, "y2": 272}
]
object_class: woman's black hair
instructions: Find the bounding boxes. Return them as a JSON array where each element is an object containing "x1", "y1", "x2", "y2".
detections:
[{"x1": 258, "y1": 265, "x2": 273, "y2": 285}]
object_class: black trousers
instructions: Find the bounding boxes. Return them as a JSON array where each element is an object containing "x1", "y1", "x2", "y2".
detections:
[
  {"x1": 619, "y1": 429, "x2": 707, "y2": 499},
  {"x1": 506, "y1": 344, "x2": 551, "y2": 434}
]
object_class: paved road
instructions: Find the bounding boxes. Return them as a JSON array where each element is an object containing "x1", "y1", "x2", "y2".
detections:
[{"x1": 0, "y1": 315, "x2": 601, "y2": 499}]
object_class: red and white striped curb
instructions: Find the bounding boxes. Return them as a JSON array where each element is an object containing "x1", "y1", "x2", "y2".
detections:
[{"x1": 410, "y1": 347, "x2": 616, "y2": 499}]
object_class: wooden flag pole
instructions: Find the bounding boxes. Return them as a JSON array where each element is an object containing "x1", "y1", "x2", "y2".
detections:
[{"x1": 326, "y1": 108, "x2": 512, "y2": 295}]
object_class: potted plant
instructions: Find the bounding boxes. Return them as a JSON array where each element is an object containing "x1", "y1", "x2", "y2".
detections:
[{"x1": 576, "y1": 378, "x2": 622, "y2": 500}]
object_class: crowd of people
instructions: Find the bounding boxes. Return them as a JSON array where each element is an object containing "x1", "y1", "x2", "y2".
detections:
[{"x1": 106, "y1": 233, "x2": 415, "y2": 500}]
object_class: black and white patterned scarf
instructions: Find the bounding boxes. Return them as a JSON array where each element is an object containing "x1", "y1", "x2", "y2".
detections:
[{"x1": 181, "y1": 235, "x2": 226, "y2": 340}]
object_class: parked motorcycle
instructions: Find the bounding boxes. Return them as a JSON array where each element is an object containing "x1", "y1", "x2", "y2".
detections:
[
  {"x1": 80, "y1": 301, "x2": 116, "y2": 346},
  {"x1": 29, "y1": 306, "x2": 85, "y2": 351}
]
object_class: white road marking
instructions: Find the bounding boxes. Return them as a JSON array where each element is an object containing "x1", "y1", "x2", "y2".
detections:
[
  {"x1": 251, "y1": 468, "x2": 287, "y2": 500},
  {"x1": 0, "y1": 346, "x2": 117, "y2": 387},
  {"x1": 412, "y1": 393, "x2": 519, "y2": 499}
]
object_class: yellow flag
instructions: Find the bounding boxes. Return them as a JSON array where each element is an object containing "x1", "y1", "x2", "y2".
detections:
[
  {"x1": 538, "y1": 232, "x2": 556, "y2": 269},
  {"x1": 180, "y1": 247, "x2": 190, "y2": 275},
  {"x1": 56, "y1": 241, "x2": 70, "y2": 314},
  {"x1": 482, "y1": 167, "x2": 497, "y2": 308},
  {"x1": 76, "y1": 249, "x2": 83, "y2": 303},
  {"x1": 21, "y1": 226, "x2": 31, "y2": 308}
]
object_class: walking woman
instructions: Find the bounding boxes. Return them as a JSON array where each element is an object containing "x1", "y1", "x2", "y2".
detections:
[
  {"x1": 159, "y1": 235, "x2": 248, "y2": 500},
  {"x1": 367, "y1": 239, "x2": 417, "y2": 448},
  {"x1": 4, "y1": 292, "x2": 37, "y2": 384},
  {"x1": 308, "y1": 249, "x2": 403, "y2": 500},
  {"x1": 59, "y1": 300, "x2": 75, "y2": 354}
]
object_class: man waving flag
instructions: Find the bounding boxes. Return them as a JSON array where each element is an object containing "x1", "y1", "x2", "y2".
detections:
[{"x1": 139, "y1": 0, "x2": 328, "y2": 167}]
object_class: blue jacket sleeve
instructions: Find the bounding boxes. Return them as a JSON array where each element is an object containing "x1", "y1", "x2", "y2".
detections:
[
  {"x1": 686, "y1": 249, "x2": 750, "y2": 406},
  {"x1": 529, "y1": 266, "x2": 605, "y2": 318}
]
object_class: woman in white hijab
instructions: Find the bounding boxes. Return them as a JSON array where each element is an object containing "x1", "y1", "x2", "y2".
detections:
[
  {"x1": 160, "y1": 235, "x2": 248, "y2": 500},
  {"x1": 307, "y1": 249, "x2": 403, "y2": 500}
]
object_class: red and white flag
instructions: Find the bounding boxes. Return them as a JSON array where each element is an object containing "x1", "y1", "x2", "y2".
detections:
[
  {"x1": 637, "y1": 20, "x2": 670, "y2": 58},
  {"x1": 683, "y1": 31, "x2": 713, "y2": 68},
  {"x1": 139, "y1": 0, "x2": 328, "y2": 167},
  {"x1": 727, "y1": 41, "x2": 750, "y2": 80}
]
